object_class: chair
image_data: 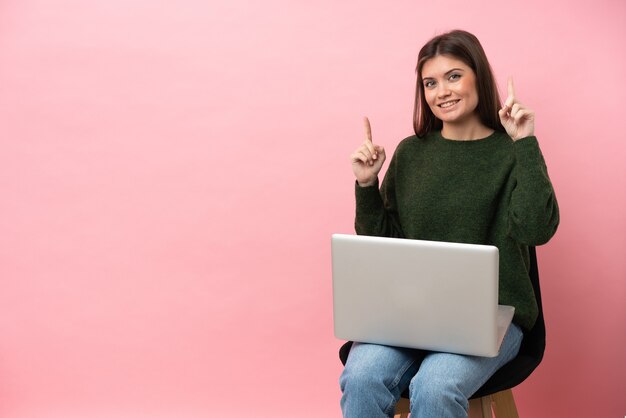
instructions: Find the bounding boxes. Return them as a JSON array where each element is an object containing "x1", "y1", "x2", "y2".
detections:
[{"x1": 339, "y1": 246, "x2": 545, "y2": 418}]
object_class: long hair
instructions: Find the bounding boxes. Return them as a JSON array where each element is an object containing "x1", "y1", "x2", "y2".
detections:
[{"x1": 413, "y1": 30, "x2": 504, "y2": 137}]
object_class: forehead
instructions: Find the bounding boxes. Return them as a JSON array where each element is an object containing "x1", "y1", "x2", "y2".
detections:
[{"x1": 421, "y1": 55, "x2": 473, "y2": 78}]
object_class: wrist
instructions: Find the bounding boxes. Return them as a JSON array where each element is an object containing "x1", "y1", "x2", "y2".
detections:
[
  {"x1": 357, "y1": 178, "x2": 378, "y2": 188},
  {"x1": 512, "y1": 134, "x2": 536, "y2": 142}
]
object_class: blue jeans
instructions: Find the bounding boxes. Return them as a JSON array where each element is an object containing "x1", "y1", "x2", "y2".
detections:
[{"x1": 339, "y1": 323, "x2": 523, "y2": 418}]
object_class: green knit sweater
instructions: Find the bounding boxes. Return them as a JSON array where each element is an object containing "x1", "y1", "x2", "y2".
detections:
[{"x1": 355, "y1": 130, "x2": 559, "y2": 330}]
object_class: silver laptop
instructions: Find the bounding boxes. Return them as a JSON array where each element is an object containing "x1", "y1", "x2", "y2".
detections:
[{"x1": 331, "y1": 234, "x2": 515, "y2": 357}]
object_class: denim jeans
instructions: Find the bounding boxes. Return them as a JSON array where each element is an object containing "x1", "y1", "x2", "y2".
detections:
[{"x1": 339, "y1": 323, "x2": 523, "y2": 418}]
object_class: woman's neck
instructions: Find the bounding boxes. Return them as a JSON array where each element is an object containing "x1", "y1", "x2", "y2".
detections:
[{"x1": 441, "y1": 117, "x2": 493, "y2": 141}]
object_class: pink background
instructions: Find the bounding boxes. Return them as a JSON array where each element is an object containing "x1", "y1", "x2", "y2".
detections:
[{"x1": 1, "y1": 0, "x2": 624, "y2": 417}]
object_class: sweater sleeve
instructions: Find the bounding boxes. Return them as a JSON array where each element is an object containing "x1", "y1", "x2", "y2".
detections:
[
  {"x1": 354, "y1": 149, "x2": 405, "y2": 238},
  {"x1": 508, "y1": 136, "x2": 560, "y2": 245}
]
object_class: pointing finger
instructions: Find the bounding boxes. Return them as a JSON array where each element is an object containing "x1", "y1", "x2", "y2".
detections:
[
  {"x1": 364, "y1": 116, "x2": 372, "y2": 143},
  {"x1": 364, "y1": 140, "x2": 377, "y2": 160},
  {"x1": 508, "y1": 77, "x2": 515, "y2": 99},
  {"x1": 500, "y1": 77, "x2": 515, "y2": 109}
]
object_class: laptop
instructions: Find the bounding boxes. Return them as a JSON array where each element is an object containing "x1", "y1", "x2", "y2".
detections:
[{"x1": 331, "y1": 234, "x2": 515, "y2": 357}]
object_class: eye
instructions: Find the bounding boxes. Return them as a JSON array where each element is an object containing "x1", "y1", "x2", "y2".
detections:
[
  {"x1": 423, "y1": 80, "x2": 436, "y2": 88},
  {"x1": 449, "y1": 73, "x2": 461, "y2": 81}
]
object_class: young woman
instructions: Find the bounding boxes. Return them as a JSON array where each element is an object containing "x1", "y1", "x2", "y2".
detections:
[{"x1": 341, "y1": 29, "x2": 559, "y2": 418}]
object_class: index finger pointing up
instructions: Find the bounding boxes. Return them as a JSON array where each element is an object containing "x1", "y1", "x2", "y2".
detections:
[
  {"x1": 503, "y1": 77, "x2": 516, "y2": 108},
  {"x1": 364, "y1": 116, "x2": 372, "y2": 143},
  {"x1": 508, "y1": 77, "x2": 516, "y2": 99}
]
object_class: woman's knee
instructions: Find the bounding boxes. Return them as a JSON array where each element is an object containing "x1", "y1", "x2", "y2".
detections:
[
  {"x1": 409, "y1": 372, "x2": 468, "y2": 413},
  {"x1": 340, "y1": 357, "x2": 388, "y2": 394},
  {"x1": 340, "y1": 345, "x2": 418, "y2": 417},
  {"x1": 340, "y1": 343, "x2": 416, "y2": 394}
]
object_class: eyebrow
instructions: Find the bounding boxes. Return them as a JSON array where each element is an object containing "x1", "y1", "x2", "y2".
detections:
[{"x1": 422, "y1": 68, "x2": 465, "y2": 80}]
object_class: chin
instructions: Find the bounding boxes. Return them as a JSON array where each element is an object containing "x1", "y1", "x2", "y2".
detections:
[{"x1": 437, "y1": 114, "x2": 461, "y2": 124}]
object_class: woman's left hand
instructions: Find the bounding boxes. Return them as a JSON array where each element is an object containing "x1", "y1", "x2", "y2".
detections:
[{"x1": 498, "y1": 77, "x2": 535, "y2": 141}]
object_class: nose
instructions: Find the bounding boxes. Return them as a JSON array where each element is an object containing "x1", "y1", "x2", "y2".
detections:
[{"x1": 436, "y1": 82, "x2": 451, "y2": 98}]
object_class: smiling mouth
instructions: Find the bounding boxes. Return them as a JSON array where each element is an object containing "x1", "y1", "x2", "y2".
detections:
[{"x1": 438, "y1": 100, "x2": 460, "y2": 108}]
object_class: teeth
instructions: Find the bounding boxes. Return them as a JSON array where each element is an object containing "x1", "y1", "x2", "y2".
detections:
[{"x1": 440, "y1": 100, "x2": 458, "y2": 108}]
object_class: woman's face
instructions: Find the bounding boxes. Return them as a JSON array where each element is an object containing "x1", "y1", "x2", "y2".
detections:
[{"x1": 421, "y1": 55, "x2": 479, "y2": 126}]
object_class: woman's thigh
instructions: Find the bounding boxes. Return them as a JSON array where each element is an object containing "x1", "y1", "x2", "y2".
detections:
[
  {"x1": 411, "y1": 323, "x2": 524, "y2": 399},
  {"x1": 341, "y1": 342, "x2": 424, "y2": 396}
]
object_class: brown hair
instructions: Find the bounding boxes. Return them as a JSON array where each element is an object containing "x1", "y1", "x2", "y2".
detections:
[{"x1": 413, "y1": 30, "x2": 504, "y2": 137}]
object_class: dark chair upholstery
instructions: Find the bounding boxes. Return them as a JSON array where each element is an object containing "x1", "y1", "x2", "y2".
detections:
[{"x1": 339, "y1": 246, "x2": 545, "y2": 401}]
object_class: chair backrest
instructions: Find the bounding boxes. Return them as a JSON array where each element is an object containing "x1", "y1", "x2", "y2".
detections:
[
  {"x1": 339, "y1": 246, "x2": 545, "y2": 399},
  {"x1": 521, "y1": 246, "x2": 546, "y2": 360}
]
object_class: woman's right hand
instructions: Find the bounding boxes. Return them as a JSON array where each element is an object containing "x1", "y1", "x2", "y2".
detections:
[{"x1": 350, "y1": 117, "x2": 386, "y2": 187}]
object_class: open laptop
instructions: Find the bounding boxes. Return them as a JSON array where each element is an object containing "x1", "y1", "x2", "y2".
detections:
[{"x1": 331, "y1": 234, "x2": 515, "y2": 357}]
